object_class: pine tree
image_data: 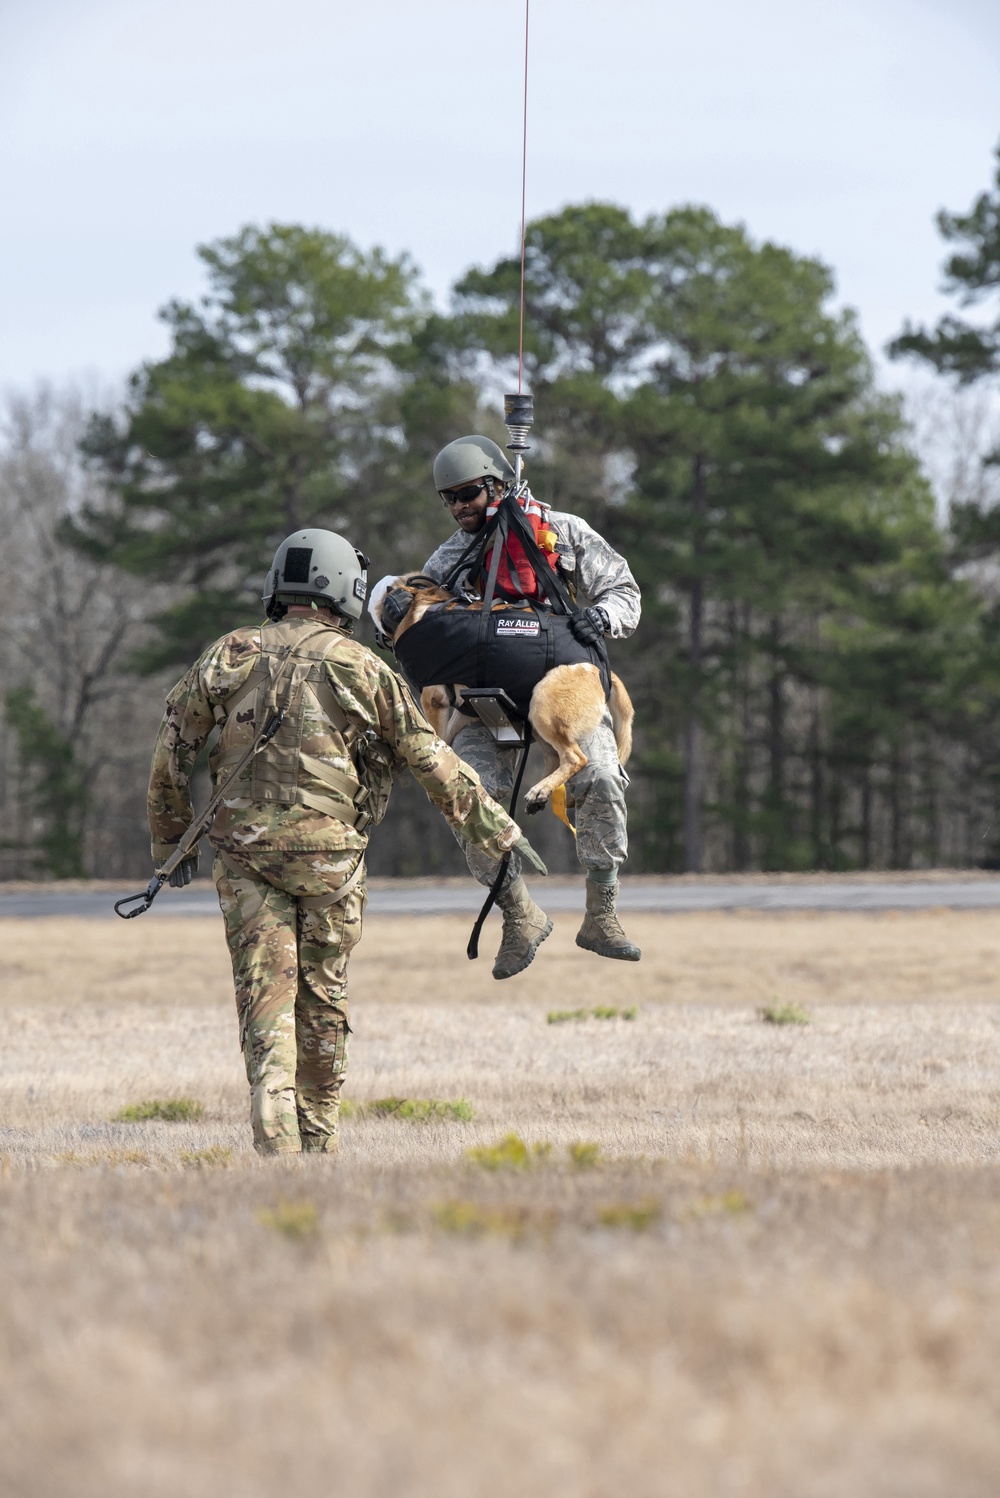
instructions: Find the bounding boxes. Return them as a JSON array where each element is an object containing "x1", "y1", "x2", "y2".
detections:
[{"x1": 68, "y1": 223, "x2": 469, "y2": 670}]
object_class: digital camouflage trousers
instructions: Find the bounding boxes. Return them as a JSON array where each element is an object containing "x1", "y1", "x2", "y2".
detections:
[
  {"x1": 214, "y1": 846, "x2": 366, "y2": 1155},
  {"x1": 451, "y1": 710, "x2": 629, "y2": 889}
]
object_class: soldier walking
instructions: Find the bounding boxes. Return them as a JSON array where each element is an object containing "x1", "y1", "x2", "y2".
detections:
[
  {"x1": 422, "y1": 436, "x2": 642, "y2": 980},
  {"x1": 147, "y1": 529, "x2": 541, "y2": 1156}
]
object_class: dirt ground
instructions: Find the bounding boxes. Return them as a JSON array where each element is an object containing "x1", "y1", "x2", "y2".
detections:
[{"x1": 1, "y1": 908, "x2": 999, "y2": 1496}]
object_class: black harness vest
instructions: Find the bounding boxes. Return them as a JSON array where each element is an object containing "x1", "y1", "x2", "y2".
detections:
[
  {"x1": 393, "y1": 604, "x2": 610, "y2": 719},
  {"x1": 392, "y1": 491, "x2": 613, "y2": 720}
]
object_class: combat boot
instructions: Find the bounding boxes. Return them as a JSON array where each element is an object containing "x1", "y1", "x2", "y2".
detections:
[
  {"x1": 576, "y1": 877, "x2": 641, "y2": 961},
  {"x1": 493, "y1": 877, "x2": 553, "y2": 980}
]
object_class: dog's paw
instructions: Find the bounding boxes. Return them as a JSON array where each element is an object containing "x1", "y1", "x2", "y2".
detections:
[{"x1": 524, "y1": 789, "x2": 548, "y2": 816}]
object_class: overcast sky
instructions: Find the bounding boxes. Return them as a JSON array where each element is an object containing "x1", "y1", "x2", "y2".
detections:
[{"x1": 1, "y1": 0, "x2": 999, "y2": 395}]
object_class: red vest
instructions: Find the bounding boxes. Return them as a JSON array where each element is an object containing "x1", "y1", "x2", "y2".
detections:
[{"x1": 478, "y1": 511, "x2": 559, "y2": 602}]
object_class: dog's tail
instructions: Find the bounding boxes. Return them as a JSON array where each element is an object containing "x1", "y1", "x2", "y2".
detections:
[{"x1": 609, "y1": 673, "x2": 634, "y2": 766}]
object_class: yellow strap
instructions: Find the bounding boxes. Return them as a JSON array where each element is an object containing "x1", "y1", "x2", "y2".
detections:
[{"x1": 550, "y1": 785, "x2": 577, "y2": 837}]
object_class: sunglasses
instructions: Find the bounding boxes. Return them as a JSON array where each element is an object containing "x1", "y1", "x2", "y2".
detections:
[{"x1": 441, "y1": 481, "x2": 489, "y2": 507}]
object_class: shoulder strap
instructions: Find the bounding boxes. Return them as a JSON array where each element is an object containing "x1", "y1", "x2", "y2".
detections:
[
  {"x1": 441, "y1": 508, "x2": 503, "y2": 593},
  {"x1": 444, "y1": 492, "x2": 578, "y2": 617},
  {"x1": 502, "y1": 497, "x2": 577, "y2": 615}
]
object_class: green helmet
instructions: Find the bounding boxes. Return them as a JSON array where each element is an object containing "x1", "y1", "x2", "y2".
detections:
[
  {"x1": 432, "y1": 435, "x2": 514, "y2": 493},
  {"x1": 262, "y1": 528, "x2": 369, "y2": 621}
]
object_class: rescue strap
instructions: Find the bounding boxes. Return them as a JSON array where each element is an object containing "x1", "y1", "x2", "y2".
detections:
[
  {"x1": 466, "y1": 720, "x2": 534, "y2": 961},
  {"x1": 113, "y1": 623, "x2": 336, "y2": 919},
  {"x1": 443, "y1": 489, "x2": 577, "y2": 617},
  {"x1": 443, "y1": 490, "x2": 612, "y2": 692}
]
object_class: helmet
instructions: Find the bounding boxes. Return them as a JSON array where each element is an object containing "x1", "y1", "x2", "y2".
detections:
[
  {"x1": 262, "y1": 528, "x2": 369, "y2": 621},
  {"x1": 432, "y1": 435, "x2": 514, "y2": 493}
]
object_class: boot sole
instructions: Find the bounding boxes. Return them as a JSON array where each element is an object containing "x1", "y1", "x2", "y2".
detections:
[
  {"x1": 493, "y1": 919, "x2": 554, "y2": 980},
  {"x1": 575, "y1": 935, "x2": 642, "y2": 961}
]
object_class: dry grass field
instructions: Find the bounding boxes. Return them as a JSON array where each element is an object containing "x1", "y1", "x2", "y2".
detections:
[{"x1": 2, "y1": 905, "x2": 1000, "y2": 1496}]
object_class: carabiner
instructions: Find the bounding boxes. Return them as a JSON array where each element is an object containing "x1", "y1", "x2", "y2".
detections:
[{"x1": 114, "y1": 875, "x2": 164, "y2": 919}]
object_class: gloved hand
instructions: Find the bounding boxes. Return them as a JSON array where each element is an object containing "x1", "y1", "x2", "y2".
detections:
[
  {"x1": 167, "y1": 849, "x2": 200, "y2": 888},
  {"x1": 569, "y1": 606, "x2": 609, "y2": 646},
  {"x1": 513, "y1": 834, "x2": 548, "y2": 877}
]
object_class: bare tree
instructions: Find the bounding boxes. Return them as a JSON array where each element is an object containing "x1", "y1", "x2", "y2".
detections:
[{"x1": 0, "y1": 384, "x2": 179, "y2": 878}]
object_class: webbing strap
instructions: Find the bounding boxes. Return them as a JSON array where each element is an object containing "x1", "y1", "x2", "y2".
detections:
[
  {"x1": 442, "y1": 489, "x2": 577, "y2": 616},
  {"x1": 298, "y1": 855, "x2": 366, "y2": 910},
  {"x1": 476, "y1": 510, "x2": 507, "y2": 685},
  {"x1": 296, "y1": 787, "x2": 369, "y2": 830},
  {"x1": 311, "y1": 679, "x2": 353, "y2": 734},
  {"x1": 299, "y1": 751, "x2": 364, "y2": 802},
  {"x1": 467, "y1": 721, "x2": 534, "y2": 961},
  {"x1": 213, "y1": 666, "x2": 266, "y2": 725}
]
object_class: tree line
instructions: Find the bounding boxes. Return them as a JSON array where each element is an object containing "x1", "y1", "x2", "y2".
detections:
[{"x1": 4, "y1": 151, "x2": 1000, "y2": 878}]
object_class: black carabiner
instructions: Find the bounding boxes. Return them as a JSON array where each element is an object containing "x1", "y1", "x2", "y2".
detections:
[{"x1": 114, "y1": 875, "x2": 164, "y2": 919}]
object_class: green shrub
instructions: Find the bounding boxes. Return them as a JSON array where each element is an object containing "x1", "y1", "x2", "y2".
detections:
[
  {"x1": 758, "y1": 1003, "x2": 810, "y2": 1026},
  {"x1": 548, "y1": 1006, "x2": 638, "y2": 1024},
  {"x1": 180, "y1": 1146, "x2": 233, "y2": 1168},
  {"x1": 258, "y1": 1200, "x2": 318, "y2": 1239},
  {"x1": 466, "y1": 1133, "x2": 552, "y2": 1170},
  {"x1": 567, "y1": 1141, "x2": 603, "y2": 1169},
  {"x1": 113, "y1": 1098, "x2": 204, "y2": 1123},
  {"x1": 362, "y1": 1097, "x2": 474, "y2": 1122},
  {"x1": 432, "y1": 1200, "x2": 532, "y2": 1236},
  {"x1": 596, "y1": 1200, "x2": 662, "y2": 1231},
  {"x1": 690, "y1": 1190, "x2": 753, "y2": 1218}
]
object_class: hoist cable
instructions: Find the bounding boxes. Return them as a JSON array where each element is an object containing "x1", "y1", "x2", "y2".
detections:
[{"x1": 517, "y1": 0, "x2": 530, "y2": 395}]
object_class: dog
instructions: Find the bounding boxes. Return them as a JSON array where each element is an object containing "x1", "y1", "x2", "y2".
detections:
[{"x1": 371, "y1": 573, "x2": 634, "y2": 816}]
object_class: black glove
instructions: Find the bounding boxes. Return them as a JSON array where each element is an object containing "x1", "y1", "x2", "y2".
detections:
[
  {"x1": 569, "y1": 606, "x2": 609, "y2": 646},
  {"x1": 167, "y1": 849, "x2": 200, "y2": 888}
]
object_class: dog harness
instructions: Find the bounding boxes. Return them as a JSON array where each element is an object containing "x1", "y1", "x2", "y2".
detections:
[{"x1": 392, "y1": 604, "x2": 610, "y2": 719}]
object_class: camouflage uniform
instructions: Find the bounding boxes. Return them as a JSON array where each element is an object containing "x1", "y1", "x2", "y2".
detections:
[
  {"x1": 148, "y1": 614, "x2": 518, "y2": 1155},
  {"x1": 423, "y1": 508, "x2": 640, "y2": 886}
]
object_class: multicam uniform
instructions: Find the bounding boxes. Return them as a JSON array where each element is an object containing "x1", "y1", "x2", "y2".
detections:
[
  {"x1": 423, "y1": 509, "x2": 641, "y2": 886},
  {"x1": 148, "y1": 614, "x2": 518, "y2": 1155}
]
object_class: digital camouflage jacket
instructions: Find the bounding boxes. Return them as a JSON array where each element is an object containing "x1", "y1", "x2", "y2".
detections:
[
  {"x1": 147, "y1": 614, "x2": 519, "y2": 865},
  {"x1": 423, "y1": 507, "x2": 641, "y2": 639}
]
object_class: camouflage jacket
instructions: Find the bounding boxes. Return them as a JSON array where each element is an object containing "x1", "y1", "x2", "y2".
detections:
[
  {"x1": 148, "y1": 614, "x2": 519, "y2": 865},
  {"x1": 423, "y1": 506, "x2": 641, "y2": 639}
]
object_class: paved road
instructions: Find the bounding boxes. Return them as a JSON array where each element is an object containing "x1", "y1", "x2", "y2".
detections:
[{"x1": 3, "y1": 880, "x2": 1000, "y2": 918}]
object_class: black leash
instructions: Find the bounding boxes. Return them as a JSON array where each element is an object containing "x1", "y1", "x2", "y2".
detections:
[{"x1": 467, "y1": 720, "x2": 533, "y2": 960}]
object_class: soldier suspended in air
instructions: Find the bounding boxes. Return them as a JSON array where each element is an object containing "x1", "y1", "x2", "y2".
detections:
[{"x1": 414, "y1": 434, "x2": 642, "y2": 979}]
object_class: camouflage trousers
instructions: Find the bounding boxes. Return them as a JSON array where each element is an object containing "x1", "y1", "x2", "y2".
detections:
[
  {"x1": 214, "y1": 846, "x2": 366, "y2": 1156},
  {"x1": 452, "y1": 709, "x2": 629, "y2": 888}
]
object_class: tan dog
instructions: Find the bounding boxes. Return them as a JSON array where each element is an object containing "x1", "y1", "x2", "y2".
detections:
[{"x1": 375, "y1": 574, "x2": 634, "y2": 815}]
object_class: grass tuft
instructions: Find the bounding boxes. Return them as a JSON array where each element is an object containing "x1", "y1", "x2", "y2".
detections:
[
  {"x1": 358, "y1": 1097, "x2": 474, "y2": 1122},
  {"x1": 432, "y1": 1200, "x2": 534, "y2": 1237},
  {"x1": 57, "y1": 1148, "x2": 150, "y2": 1167},
  {"x1": 180, "y1": 1146, "x2": 234, "y2": 1168},
  {"x1": 113, "y1": 1098, "x2": 205, "y2": 1123},
  {"x1": 258, "y1": 1200, "x2": 319, "y2": 1239},
  {"x1": 548, "y1": 1006, "x2": 637, "y2": 1024},
  {"x1": 596, "y1": 1200, "x2": 662, "y2": 1231},
  {"x1": 690, "y1": 1190, "x2": 753, "y2": 1218},
  {"x1": 466, "y1": 1133, "x2": 553, "y2": 1171},
  {"x1": 758, "y1": 1002, "x2": 810, "y2": 1026},
  {"x1": 567, "y1": 1141, "x2": 603, "y2": 1169}
]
